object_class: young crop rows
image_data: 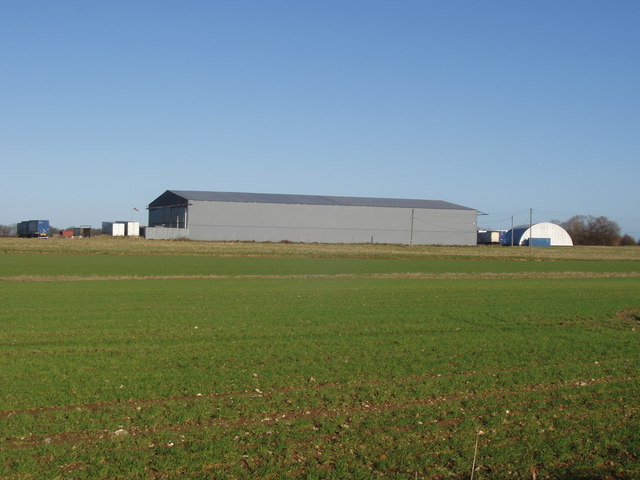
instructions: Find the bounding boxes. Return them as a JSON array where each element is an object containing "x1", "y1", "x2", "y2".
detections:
[{"x1": 1, "y1": 240, "x2": 639, "y2": 479}]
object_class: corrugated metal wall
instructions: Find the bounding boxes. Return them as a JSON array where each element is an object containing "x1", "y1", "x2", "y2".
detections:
[
  {"x1": 143, "y1": 226, "x2": 189, "y2": 240},
  {"x1": 184, "y1": 201, "x2": 476, "y2": 245}
]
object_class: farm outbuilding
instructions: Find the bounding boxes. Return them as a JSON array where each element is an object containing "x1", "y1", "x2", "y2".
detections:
[
  {"x1": 146, "y1": 190, "x2": 478, "y2": 245},
  {"x1": 500, "y1": 222, "x2": 573, "y2": 246}
]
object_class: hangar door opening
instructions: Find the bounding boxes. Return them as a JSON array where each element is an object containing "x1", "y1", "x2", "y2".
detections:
[{"x1": 149, "y1": 205, "x2": 188, "y2": 228}]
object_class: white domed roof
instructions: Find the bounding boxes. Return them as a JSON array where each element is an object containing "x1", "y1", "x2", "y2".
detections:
[{"x1": 515, "y1": 222, "x2": 573, "y2": 246}]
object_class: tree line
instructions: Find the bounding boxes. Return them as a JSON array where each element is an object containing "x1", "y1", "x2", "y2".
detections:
[{"x1": 560, "y1": 215, "x2": 636, "y2": 246}]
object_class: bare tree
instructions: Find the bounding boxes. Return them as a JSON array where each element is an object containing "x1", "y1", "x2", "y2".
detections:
[
  {"x1": 0, "y1": 224, "x2": 16, "y2": 236},
  {"x1": 561, "y1": 215, "x2": 621, "y2": 246},
  {"x1": 619, "y1": 234, "x2": 637, "y2": 246},
  {"x1": 561, "y1": 216, "x2": 588, "y2": 244}
]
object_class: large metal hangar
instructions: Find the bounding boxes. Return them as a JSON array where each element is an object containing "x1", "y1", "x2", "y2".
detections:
[{"x1": 146, "y1": 190, "x2": 478, "y2": 245}]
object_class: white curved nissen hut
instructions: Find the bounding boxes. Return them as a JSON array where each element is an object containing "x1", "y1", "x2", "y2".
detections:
[
  {"x1": 146, "y1": 190, "x2": 478, "y2": 245},
  {"x1": 502, "y1": 222, "x2": 573, "y2": 246}
]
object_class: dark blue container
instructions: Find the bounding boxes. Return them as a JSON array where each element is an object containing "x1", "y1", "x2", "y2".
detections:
[
  {"x1": 525, "y1": 237, "x2": 551, "y2": 247},
  {"x1": 18, "y1": 220, "x2": 50, "y2": 238}
]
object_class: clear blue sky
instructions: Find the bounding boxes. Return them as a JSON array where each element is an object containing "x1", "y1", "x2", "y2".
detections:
[{"x1": 2, "y1": 1, "x2": 639, "y2": 236}]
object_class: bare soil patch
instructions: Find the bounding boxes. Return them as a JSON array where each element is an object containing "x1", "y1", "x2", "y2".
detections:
[
  {"x1": 2, "y1": 271, "x2": 639, "y2": 283},
  {"x1": 617, "y1": 308, "x2": 640, "y2": 322}
]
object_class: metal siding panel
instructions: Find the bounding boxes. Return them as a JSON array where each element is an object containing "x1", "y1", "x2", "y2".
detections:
[
  {"x1": 412, "y1": 209, "x2": 477, "y2": 245},
  {"x1": 188, "y1": 201, "x2": 409, "y2": 243},
  {"x1": 185, "y1": 201, "x2": 477, "y2": 245},
  {"x1": 144, "y1": 227, "x2": 189, "y2": 240}
]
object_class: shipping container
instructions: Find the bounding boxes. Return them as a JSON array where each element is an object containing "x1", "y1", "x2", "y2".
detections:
[
  {"x1": 117, "y1": 221, "x2": 140, "y2": 236},
  {"x1": 524, "y1": 237, "x2": 551, "y2": 247},
  {"x1": 477, "y1": 230, "x2": 501, "y2": 244},
  {"x1": 102, "y1": 222, "x2": 126, "y2": 236},
  {"x1": 18, "y1": 220, "x2": 49, "y2": 238}
]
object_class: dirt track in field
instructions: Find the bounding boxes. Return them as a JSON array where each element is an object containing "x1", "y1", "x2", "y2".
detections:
[
  {"x1": 1, "y1": 272, "x2": 640, "y2": 282},
  {"x1": 4, "y1": 372, "x2": 635, "y2": 449}
]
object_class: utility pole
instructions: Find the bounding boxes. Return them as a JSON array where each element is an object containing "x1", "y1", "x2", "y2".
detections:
[
  {"x1": 511, "y1": 216, "x2": 514, "y2": 247},
  {"x1": 409, "y1": 209, "x2": 415, "y2": 246},
  {"x1": 529, "y1": 208, "x2": 533, "y2": 259}
]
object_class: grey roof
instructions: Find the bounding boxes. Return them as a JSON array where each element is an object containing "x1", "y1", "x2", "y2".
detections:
[{"x1": 152, "y1": 190, "x2": 475, "y2": 211}]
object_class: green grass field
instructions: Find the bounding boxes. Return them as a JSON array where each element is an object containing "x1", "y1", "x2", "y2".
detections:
[{"x1": 1, "y1": 238, "x2": 639, "y2": 479}]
